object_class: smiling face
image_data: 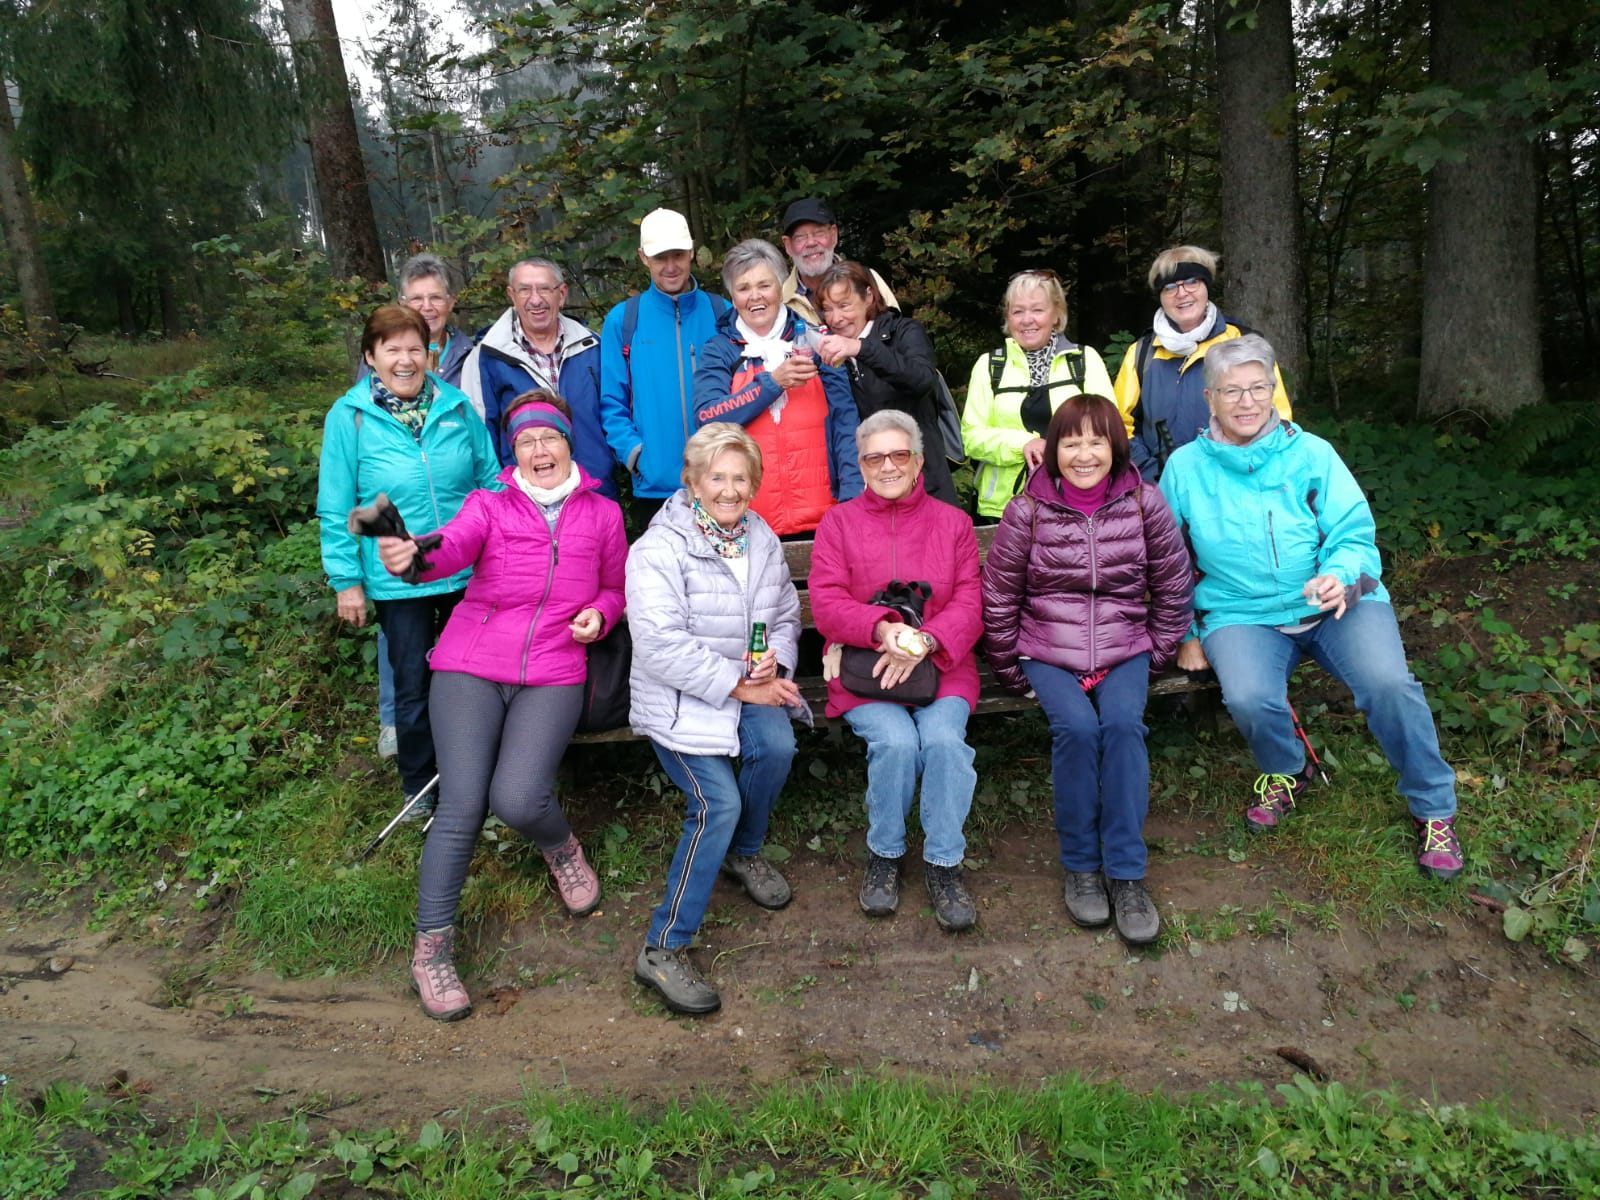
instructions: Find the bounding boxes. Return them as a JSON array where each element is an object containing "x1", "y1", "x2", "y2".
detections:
[
  {"x1": 1006, "y1": 284, "x2": 1059, "y2": 352},
  {"x1": 819, "y1": 281, "x2": 870, "y2": 337},
  {"x1": 690, "y1": 446, "x2": 756, "y2": 529},
  {"x1": 1159, "y1": 275, "x2": 1209, "y2": 333},
  {"x1": 365, "y1": 329, "x2": 429, "y2": 400},
  {"x1": 507, "y1": 263, "x2": 566, "y2": 343},
  {"x1": 512, "y1": 424, "x2": 573, "y2": 488},
  {"x1": 1055, "y1": 425, "x2": 1113, "y2": 490},
  {"x1": 1205, "y1": 362, "x2": 1275, "y2": 445},
  {"x1": 859, "y1": 427, "x2": 921, "y2": 502},
  {"x1": 401, "y1": 273, "x2": 455, "y2": 341},
  {"x1": 639, "y1": 247, "x2": 692, "y2": 295},
  {"x1": 782, "y1": 221, "x2": 838, "y2": 281},
  {"x1": 730, "y1": 265, "x2": 783, "y2": 337}
]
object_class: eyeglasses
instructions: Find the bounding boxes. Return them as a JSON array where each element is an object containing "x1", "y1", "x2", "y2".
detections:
[
  {"x1": 860, "y1": 449, "x2": 916, "y2": 469},
  {"x1": 1214, "y1": 382, "x2": 1274, "y2": 404},
  {"x1": 404, "y1": 292, "x2": 451, "y2": 306},
  {"x1": 514, "y1": 430, "x2": 567, "y2": 450},
  {"x1": 1160, "y1": 278, "x2": 1206, "y2": 296},
  {"x1": 512, "y1": 283, "x2": 563, "y2": 298}
]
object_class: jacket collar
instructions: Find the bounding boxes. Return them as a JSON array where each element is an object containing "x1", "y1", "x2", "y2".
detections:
[
  {"x1": 855, "y1": 472, "x2": 929, "y2": 516},
  {"x1": 1196, "y1": 416, "x2": 1300, "y2": 474},
  {"x1": 482, "y1": 309, "x2": 598, "y2": 366},
  {"x1": 1005, "y1": 332, "x2": 1080, "y2": 364},
  {"x1": 1025, "y1": 461, "x2": 1141, "y2": 510},
  {"x1": 494, "y1": 461, "x2": 604, "y2": 495}
]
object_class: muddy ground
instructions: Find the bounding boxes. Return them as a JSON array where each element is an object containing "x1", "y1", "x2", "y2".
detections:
[{"x1": 5, "y1": 809, "x2": 1598, "y2": 1133}]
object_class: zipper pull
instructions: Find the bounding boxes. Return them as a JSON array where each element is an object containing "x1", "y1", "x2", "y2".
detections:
[{"x1": 552, "y1": 539, "x2": 559, "y2": 566}]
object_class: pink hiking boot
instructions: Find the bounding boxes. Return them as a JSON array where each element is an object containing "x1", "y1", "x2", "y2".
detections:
[
  {"x1": 543, "y1": 834, "x2": 601, "y2": 915},
  {"x1": 1415, "y1": 817, "x2": 1465, "y2": 881},
  {"x1": 410, "y1": 927, "x2": 471, "y2": 1021}
]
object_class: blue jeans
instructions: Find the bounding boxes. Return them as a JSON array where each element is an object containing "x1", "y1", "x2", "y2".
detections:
[
  {"x1": 377, "y1": 626, "x2": 395, "y2": 727},
  {"x1": 374, "y1": 590, "x2": 462, "y2": 796},
  {"x1": 843, "y1": 697, "x2": 976, "y2": 867},
  {"x1": 647, "y1": 704, "x2": 797, "y2": 949},
  {"x1": 1023, "y1": 654, "x2": 1152, "y2": 880},
  {"x1": 1202, "y1": 600, "x2": 1456, "y2": 819}
]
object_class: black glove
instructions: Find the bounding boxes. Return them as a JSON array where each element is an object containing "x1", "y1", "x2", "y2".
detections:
[{"x1": 346, "y1": 493, "x2": 443, "y2": 585}]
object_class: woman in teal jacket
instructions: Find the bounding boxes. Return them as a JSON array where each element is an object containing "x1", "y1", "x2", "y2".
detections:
[
  {"x1": 318, "y1": 305, "x2": 500, "y2": 806},
  {"x1": 1158, "y1": 335, "x2": 1463, "y2": 882}
]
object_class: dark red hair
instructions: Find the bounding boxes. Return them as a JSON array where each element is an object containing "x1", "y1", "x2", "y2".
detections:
[{"x1": 1043, "y1": 393, "x2": 1130, "y2": 482}]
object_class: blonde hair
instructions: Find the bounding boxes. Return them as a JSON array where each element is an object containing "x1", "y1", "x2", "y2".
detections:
[
  {"x1": 1002, "y1": 270, "x2": 1068, "y2": 335},
  {"x1": 682, "y1": 422, "x2": 764, "y2": 493},
  {"x1": 1147, "y1": 245, "x2": 1219, "y2": 292}
]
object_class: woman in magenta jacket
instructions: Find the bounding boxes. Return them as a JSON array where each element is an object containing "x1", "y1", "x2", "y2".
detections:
[
  {"x1": 809, "y1": 410, "x2": 984, "y2": 932},
  {"x1": 981, "y1": 394, "x2": 1191, "y2": 946},
  {"x1": 377, "y1": 391, "x2": 626, "y2": 1022}
]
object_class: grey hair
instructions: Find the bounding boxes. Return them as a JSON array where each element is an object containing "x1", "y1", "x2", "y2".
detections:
[
  {"x1": 1204, "y1": 333, "x2": 1276, "y2": 390},
  {"x1": 855, "y1": 409, "x2": 923, "y2": 457},
  {"x1": 398, "y1": 252, "x2": 457, "y2": 297},
  {"x1": 720, "y1": 239, "x2": 786, "y2": 293},
  {"x1": 508, "y1": 257, "x2": 565, "y2": 287}
]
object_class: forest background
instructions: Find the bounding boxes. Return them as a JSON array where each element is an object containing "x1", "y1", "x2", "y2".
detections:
[{"x1": 1, "y1": 4, "x2": 1600, "y2": 1194}]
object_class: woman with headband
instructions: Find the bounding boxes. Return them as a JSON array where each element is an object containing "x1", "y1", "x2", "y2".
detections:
[
  {"x1": 376, "y1": 390, "x2": 627, "y2": 1021},
  {"x1": 1112, "y1": 245, "x2": 1292, "y2": 482}
]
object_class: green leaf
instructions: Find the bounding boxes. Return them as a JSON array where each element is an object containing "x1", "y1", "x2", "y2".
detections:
[
  {"x1": 1502, "y1": 905, "x2": 1534, "y2": 942},
  {"x1": 417, "y1": 1121, "x2": 444, "y2": 1151},
  {"x1": 1256, "y1": 1146, "x2": 1281, "y2": 1178}
]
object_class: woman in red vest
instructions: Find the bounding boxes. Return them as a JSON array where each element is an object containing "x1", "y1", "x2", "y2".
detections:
[{"x1": 692, "y1": 239, "x2": 862, "y2": 535}]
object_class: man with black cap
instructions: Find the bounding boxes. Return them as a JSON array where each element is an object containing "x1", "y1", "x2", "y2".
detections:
[
  {"x1": 598, "y1": 207, "x2": 731, "y2": 527},
  {"x1": 779, "y1": 197, "x2": 899, "y2": 327}
]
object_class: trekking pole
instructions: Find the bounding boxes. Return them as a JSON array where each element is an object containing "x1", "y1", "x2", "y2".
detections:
[
  {"x1": 356, "y1": 774, "x2": 440, "y2": 861},
  {"x1": 1287, "y1": 702, "x2": 1329, "y2": 785}
]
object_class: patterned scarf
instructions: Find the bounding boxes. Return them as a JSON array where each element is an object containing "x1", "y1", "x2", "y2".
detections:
[
  {"x1": 690, "y1": 498, "x2": 750, "y2": 559},
  {"x1": 370, "y1": 375, "x2": 435, "y2": 441},
  {"x1": 1024, "y1": 344, "x2": 1054, "y2": 386}
]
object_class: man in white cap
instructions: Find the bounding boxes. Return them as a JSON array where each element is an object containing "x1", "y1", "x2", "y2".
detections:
[
  {"x1": 779, "y1": 196, "x2": 898, "y2": 326},
  {"x1": 599, "y1": 207, "x2": 731, "y2": 526}
]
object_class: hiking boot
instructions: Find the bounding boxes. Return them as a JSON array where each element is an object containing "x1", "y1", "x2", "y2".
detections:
[
  {"x1": 1108, "y1": 878, "x2": 1161, "y2": 946},
  {"x1": 377, "y1": 724, "x2": 398, "y2": 759},
  {"x1": 1415, "y1": 817, "x2": 1465, "y2": 881},
  {"x1": 1063, "y1": 870, "x2": 1111, "y2": 928},
  {"x1": 542, "y1": 834, "x2": 601, "y2": 916},
  {"x1": 859, "y1": 853, "x2": 902, "y2": 917},
  {"x1": 410, "y1": 927, "x2": 471, "y2": 1021},
  {"x1": 634, "y1": 944, "x2": 721, "y2": 1015},
  {"x1": 1244, "y1": 764, "x2": 1314, "y2": 831},
  {"x1": 924, "y1": 863, "x2": 977, "y2": 932},
  {"x1": 723, "y1": 853, "x2": 792, "y2": 910},
  {"x1": 399, "y1": 787, "x2": 436, "y2": 823}
]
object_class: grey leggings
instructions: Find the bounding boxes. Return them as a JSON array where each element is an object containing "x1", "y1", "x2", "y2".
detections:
[{"x1": 416, "y1": 672, "x2": 584, "y2": 931}]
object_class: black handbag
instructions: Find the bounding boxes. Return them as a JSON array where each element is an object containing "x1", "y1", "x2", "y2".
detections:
[
  {"x1": 839, "y1": 581, "x2": 940, "y2": 706},
  {"x1": 578, "y1": 620, "x2": 632, "y2": 733}
]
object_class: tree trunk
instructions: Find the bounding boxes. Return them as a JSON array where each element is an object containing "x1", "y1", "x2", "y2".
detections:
[
  {"x1": 1418, "y1": 0, "x2": 1542, "y2": 417},
  {"x1": 0, "y1": 90, "x2": 62, "y2": 350},
  {"x1": 281, "y1": 0, "x2": 386, "y2": 281},
  {"x1": 1215, "y1": 0, "x2": 1308, "y2": 391}
]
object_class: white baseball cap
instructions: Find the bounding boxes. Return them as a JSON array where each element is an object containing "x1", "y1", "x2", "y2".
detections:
[{"x1": 639, "y1": 208, "x2": 694, "y2": 257}]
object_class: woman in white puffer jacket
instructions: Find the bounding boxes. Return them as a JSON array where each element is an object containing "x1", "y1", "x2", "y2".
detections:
[{"x1": 625, "y1": 422, "x2": 809, "y2": 1018}]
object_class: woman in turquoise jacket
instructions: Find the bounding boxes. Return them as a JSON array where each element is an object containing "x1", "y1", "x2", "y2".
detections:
[
  {"x1": 317, "y1": 305, "x2": 500, "y2": 806},
  {"x1": 1158, "y1": 335, "x2": 1463, "y2": 882}
]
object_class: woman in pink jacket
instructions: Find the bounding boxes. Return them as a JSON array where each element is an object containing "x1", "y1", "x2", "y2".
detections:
[
  {"x1": 378, "y1": 391, "x2": 626, "y2": 1021},
  {"x1": 809, "y1": 410, "x2": 985, "y2": 931}
]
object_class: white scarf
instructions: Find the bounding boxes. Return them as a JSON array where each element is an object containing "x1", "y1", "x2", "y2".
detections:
[
  {"x1": 1153, "y1": 302, "x2": 1219, "y2": 358},
  {"x1": 514, "y1": 460, "x2": 581, "y2": 507},
  {"x1": 736, "y1": 313, "x2": 794, "y2": 423}
]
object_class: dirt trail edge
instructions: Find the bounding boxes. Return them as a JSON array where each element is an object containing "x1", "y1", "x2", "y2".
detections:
[{"x1": 5, "y1": 814, "x2": 1598, "y2": 1131}]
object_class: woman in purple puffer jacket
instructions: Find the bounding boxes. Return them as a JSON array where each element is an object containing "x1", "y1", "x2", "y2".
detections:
[
  {"x1": 377, "y1": 391, "x2": 626, "y2": 1022},
  {"x1": 981, "y1": 394, "x2": 1191, "y2": 946}
]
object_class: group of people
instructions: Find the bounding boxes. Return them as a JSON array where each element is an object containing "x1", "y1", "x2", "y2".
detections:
[{"x1": 316, "y1": 203, "x2": 1468, "y2": 1022}]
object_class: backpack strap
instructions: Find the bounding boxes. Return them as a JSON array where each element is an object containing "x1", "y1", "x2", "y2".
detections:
[
  {"x1": 990, "y1": 345, "x2": 1086, "y2": 396},
  {"x1": 988, "y1": 346, "x2": 1008, "y2": 394},
  {"x1": 617, "y1": 293, "x2": 643, "y2": 384},
  {"x1": 1130, "y1": 334, "x2": 1154, "y2": 449}
]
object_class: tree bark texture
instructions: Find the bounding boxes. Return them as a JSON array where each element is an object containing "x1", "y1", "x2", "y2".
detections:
[
  {"x1": 1419, "y1": 0, "x2": 1543, "y2": 417},
  {"x1": 0, "y1": 93, "x2": 62, "y2": 349},
  {"x1": 281, "y1": 0, "x2": 386, "y2": 281},
  {"x1": 1215, "y1": 0, "x2": 1308, "y2": 391}
]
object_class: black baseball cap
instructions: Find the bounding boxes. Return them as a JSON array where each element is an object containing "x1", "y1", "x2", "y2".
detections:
[{"x1": 782, "y1": 197, "x2": 836, "y2": 234}]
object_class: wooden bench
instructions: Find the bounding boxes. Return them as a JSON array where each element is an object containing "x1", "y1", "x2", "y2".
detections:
[{"x1": 570, "y1": 523, "x2": 1208, "y2": 744}]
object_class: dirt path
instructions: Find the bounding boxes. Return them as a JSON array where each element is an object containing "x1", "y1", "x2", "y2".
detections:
[{"x1": 5, "y1": 813, "x2": 1598, "y2": 1131}]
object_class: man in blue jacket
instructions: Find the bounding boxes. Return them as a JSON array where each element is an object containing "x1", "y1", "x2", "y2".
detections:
[
  {"x1": 598, "y1": 209, "x2": 729, "y2": 526},
  {"x1": 462, "y1": 258, "x2": 617, "y2": 497}
]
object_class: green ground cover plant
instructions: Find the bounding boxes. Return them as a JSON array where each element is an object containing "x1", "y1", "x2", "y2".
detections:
[{"x1": 3, "y1": 1073, "x2": 1599, "y2": 1199}]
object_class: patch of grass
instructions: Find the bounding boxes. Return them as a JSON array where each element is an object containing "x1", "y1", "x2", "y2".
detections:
[
  {"x1": 5, "y1": 1074, "x2": 1598, "y2": 1198},
  {"x1": 234, "y1": 859, "x2": 415, "y2": 975}
]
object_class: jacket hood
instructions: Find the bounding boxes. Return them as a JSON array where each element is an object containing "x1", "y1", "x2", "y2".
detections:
[
  {"x1": 1024, "y1": 460, "x2": 1141, "y2": 510},
  {"x1": 1195, "y1": 416, "x2": 1301, "y2": 475}
]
